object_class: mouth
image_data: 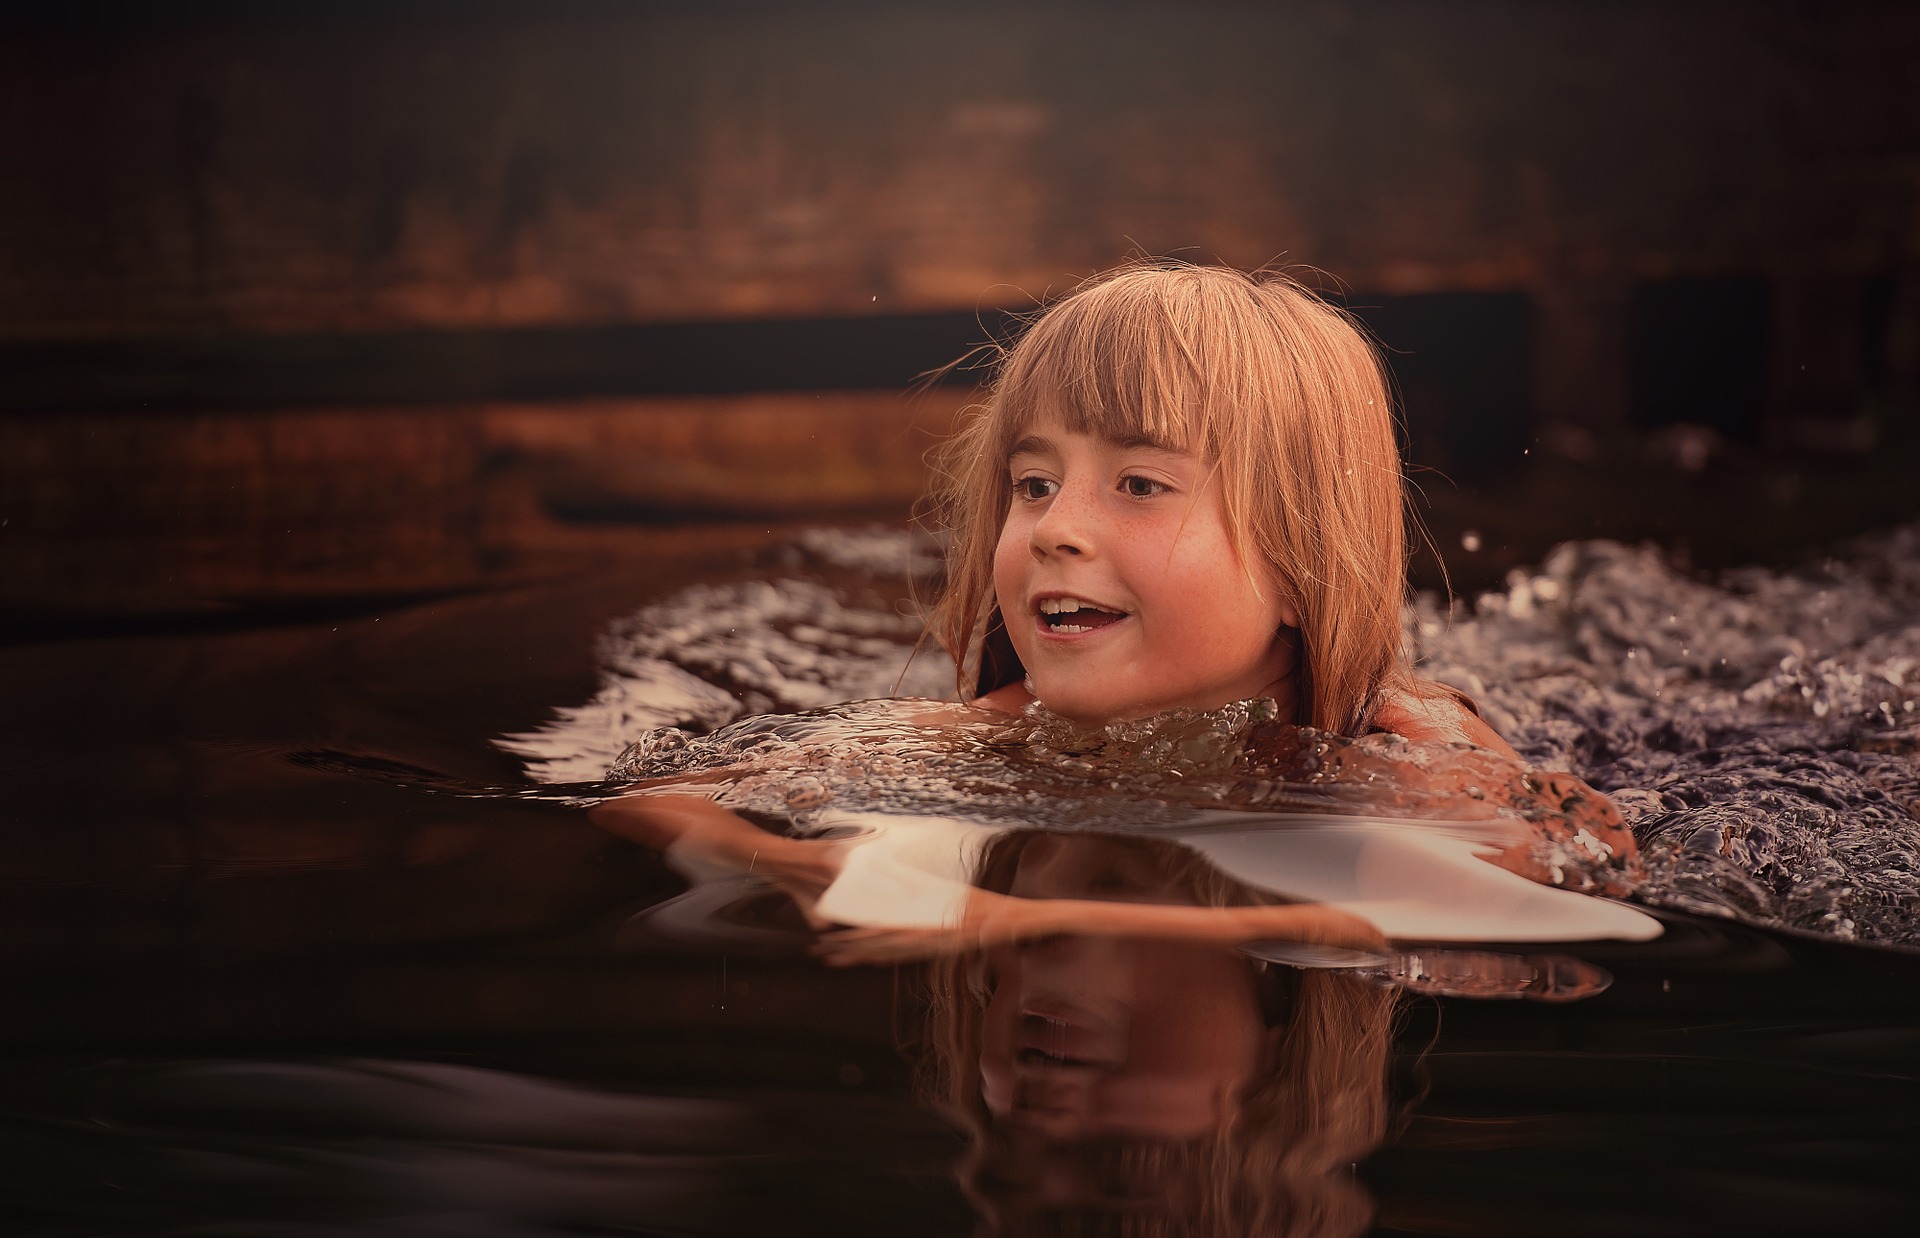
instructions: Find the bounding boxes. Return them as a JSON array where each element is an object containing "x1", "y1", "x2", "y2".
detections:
[
  {"x1": 1034, "y1": 595, "x2": 1130, "y2": 636},
  {"x1": 1016, "y1": 1010, "x2": 1123, "y2": 1069}
]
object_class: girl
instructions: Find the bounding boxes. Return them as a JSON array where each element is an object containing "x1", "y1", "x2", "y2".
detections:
[
  {"x1": 931, "y1": 259, "x2": 1519, "y2": 753},
  {"x1": 592, "y1": 259, "x2": 1638, "y2": 950}
]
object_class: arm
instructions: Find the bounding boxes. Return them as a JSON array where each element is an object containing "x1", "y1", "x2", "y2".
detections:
[
  {"x1": 1370, "y1": 686, "x2": 1638, "y2": 881},
  {"x1": 589, "y1": 790, "x2": 844, "y2": 915},
  {"x1": 1373, "y1": 688, "x2": 1521, "y2": 761},
  {"x1": 812, "y1": 887, "x2": 1386, "y2": 966}
]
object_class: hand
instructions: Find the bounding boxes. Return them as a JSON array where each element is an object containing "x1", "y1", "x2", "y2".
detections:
[
  {"x1": 811, "y1": 923, "x2": 982, "y2": 966},
  {"x1": 1238, "y1": 902, "x2": 1391, "y2": 954},
  {"x1": 589, "y1": 790, "x2": 846, "y2": 912},
  {"x1": 811, "y1": 891, "x2": 1390, "y2": 967}
]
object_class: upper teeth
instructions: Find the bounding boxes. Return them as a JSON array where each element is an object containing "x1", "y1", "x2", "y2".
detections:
[{"x1": 1040, "y1": 597, "x2": 1093, "y2": 614}]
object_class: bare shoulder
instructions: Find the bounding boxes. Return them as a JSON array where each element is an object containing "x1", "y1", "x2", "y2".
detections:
[
  {"x1": 883, "y1": 690, "x2": 1028, "y2": 728},
  {"x1": 974, "y1": 682, "x2": 1036, "y2": 715},
  {"x1": 1374, "y1": 684, "x2": 1521, "y2": 761}
]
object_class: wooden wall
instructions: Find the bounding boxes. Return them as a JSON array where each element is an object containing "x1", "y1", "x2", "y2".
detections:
[
  {"x1": 4, "y1": 0, "x2": 1918, "y2": 617},
  {"x1": 8, "y1": 2, "x2": 1915, "y2": 336}
]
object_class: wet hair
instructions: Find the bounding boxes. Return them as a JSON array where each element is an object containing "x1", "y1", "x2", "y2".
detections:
[
  {"x1": 919, "y1": 830, "x2": 1398, "y2": 1237},
  {"x1": 927, "y1": 260, "x2": 1415, "y2": 736}
]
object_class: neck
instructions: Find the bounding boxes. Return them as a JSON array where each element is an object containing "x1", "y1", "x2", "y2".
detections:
[
  {"x1": 974, "y1": 633, "x2": 1304, "y2": 724},
  {"x1": 1247, "y1": 627, "x2": 1303, "y2": 725}
]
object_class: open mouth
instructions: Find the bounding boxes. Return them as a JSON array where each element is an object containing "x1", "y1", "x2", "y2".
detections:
[
  {"x1": 1017, "y1": 1012, "x2": 1121, "y2": 1069},
  {"x1": 1036, "y1": 596, "x2": 1128, "y2": 635}
]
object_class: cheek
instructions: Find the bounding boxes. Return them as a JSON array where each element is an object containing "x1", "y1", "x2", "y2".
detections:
[
  {"x1": 1172, "y1": 539, "x2": 1292, "y2": 637},
  {"x1": 978, "y1": 962, "x2": 1020, "y2": 1114},
  {"x1": 991, "y1": 520, "x2": 1025, "y2": 612},
  {"x1": 1127, "y1": 947, "x2": 1266, "y2": 1079}
]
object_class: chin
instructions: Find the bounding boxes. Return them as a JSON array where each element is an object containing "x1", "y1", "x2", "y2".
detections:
[
  {"x1": 1028, "y1": 684, "x2": 1111, "y2": 723},
  {"x1": 1034, "y1": 676, "x2": 1252, "y2": 723}
]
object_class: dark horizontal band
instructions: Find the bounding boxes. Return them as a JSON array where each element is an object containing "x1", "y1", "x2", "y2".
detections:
[
  {"x1": 0, "y1": 310, "x2": 1027, "y2": 414},
  {"x1": 0, "y1": 292, "x2": 1528, "y2": 417}
]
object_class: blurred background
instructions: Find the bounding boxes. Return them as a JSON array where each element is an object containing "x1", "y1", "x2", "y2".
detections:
[{"x1": 4, "y1": 0, "x2": 1918, "y2": 635}]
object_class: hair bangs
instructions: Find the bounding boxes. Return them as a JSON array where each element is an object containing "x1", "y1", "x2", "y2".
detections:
[{"x1": 992, "y1": 272, "x2": 1225, "y2": 459}]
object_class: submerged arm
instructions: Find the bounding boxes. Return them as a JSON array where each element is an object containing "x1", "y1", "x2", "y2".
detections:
[
  {"x1": 1373, "y1": 689, "x2": 1521, "y2": 761},
  {"x1": 1369, "y1": 687, "x2": 1639, "y2": 883},
  {"x1": 589, "y1": 790, "x2": 843, "y2": 912},
  {"x1": 813, "y1": 889, "x2": 1385, "y2": 966}
]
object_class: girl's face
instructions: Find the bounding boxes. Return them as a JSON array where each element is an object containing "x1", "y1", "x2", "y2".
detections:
[{"x1": 993, "y1": 417, "x2": 1298, "y2": 722}]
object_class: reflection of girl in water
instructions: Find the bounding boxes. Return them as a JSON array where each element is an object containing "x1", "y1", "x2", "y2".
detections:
[
  {"x1": 919, "y1": 830, "x2": 1396, "y2": 1238},
  {"x1": 597, "y1": 776, "x2": 1628, "y2": 1233}
]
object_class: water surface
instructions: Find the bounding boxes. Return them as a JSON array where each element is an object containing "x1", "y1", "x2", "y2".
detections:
[{"x1": 2, "y1": 524, "x2": 1917, "y2": 1234}]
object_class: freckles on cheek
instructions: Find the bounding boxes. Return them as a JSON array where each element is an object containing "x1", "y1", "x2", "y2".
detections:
[{"x1": 991, "y1": 522, "x2": 1023, "y2": 610}]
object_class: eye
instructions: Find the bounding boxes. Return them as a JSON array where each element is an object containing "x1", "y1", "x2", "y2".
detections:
[
  {"x1": 1120, "y1": 474, "x2": 1169, "y2": 499},
  {"x1": 1013, "y1": 475, "x2": 1058, "y2": 501}
]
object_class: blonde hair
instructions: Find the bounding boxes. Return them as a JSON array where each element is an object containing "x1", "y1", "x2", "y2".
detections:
[
  {"x1": 927, "y1": 260, "x2": 1414, "y2": 736},
  {"x1": 919, "y1": 830, "x2": 1398, "y2": 1237}
]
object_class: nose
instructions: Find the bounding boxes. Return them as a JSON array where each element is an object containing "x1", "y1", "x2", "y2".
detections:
[{"x1": 1029, "y1": 479, "x2": 1094, "y2": 559}]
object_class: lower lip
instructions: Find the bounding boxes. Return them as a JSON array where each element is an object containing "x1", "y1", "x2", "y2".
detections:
[
  {"x1": 1019, "y1": 1008, "x2": 1125, "y2": 1065},
  {"x1": 1032, "y1": 613, "x2": 1128, "y2": 641}
]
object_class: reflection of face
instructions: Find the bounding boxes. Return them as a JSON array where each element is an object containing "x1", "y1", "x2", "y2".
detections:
[
  {"x1": 992, "y1": 417, "x2": 1297, "y2": 723},
  {"x1": 978, "y1": 836, "x2": 1269, "y2": 1140}
]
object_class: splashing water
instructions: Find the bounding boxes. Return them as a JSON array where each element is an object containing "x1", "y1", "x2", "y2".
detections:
[
  {"x1": 1411, "y1": 528, "x2": 1920, "y2": 943},
  {"x1": 496, "y1": 529, "x2": 952, "y2": 783},
  {"x1": 500, "y1": 524, "x2": 1920, "y2": 945}
]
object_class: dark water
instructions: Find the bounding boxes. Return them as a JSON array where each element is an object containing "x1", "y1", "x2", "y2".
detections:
[{"x1": 4, "y1": 525, "x2": 1919, "y2": 1234}]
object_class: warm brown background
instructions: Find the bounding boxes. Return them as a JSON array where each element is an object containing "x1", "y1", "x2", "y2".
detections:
[{"x1": 4, "y1": 0, "x2": 1919, "y2": 623}]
